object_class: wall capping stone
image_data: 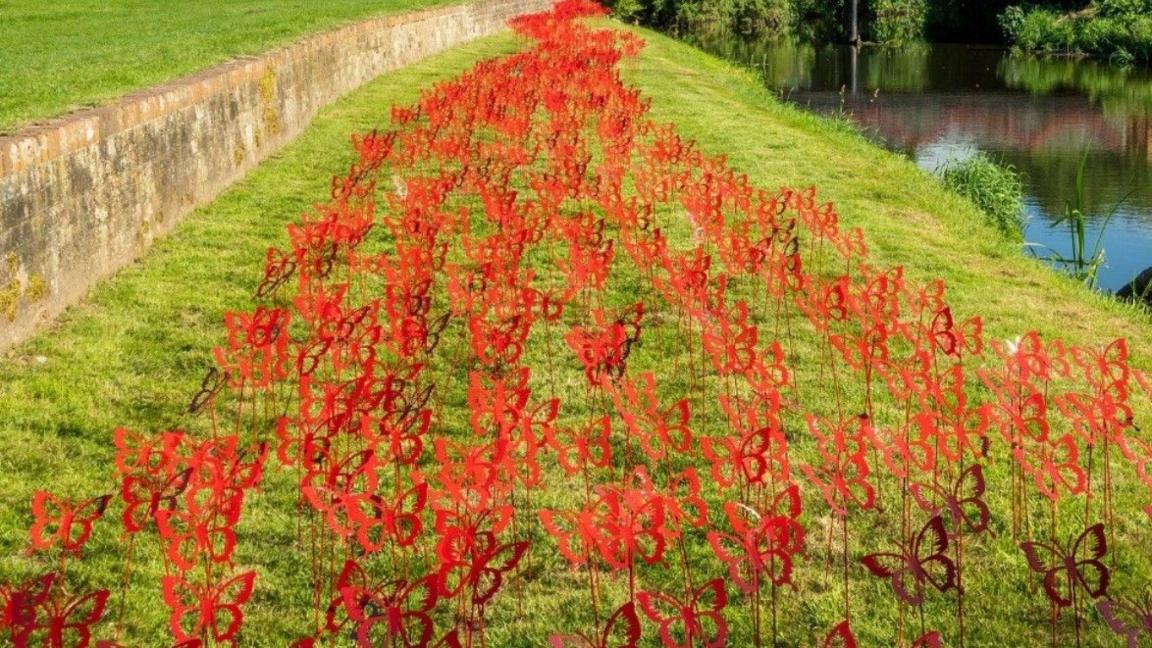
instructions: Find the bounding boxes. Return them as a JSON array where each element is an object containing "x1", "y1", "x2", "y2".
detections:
[{"x1": 0, "y1": 0, "x2": 552, "y2": 349}]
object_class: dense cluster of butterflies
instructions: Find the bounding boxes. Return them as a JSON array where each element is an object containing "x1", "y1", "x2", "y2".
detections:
[{"x1": 4, "y1": 1, "x2": 1152, "y2": 646}]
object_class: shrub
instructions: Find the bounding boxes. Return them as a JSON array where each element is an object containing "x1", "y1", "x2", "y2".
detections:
[
  {"x1": 939, "y1": 153, "x2": 1026, "y2": 238},
  {"x1": 1097, "y1": 0, "x2": 1152, "y2": 17},
  {"x1": 871, "y1": 0, "x2": 928, "y2": 43},
  {"x1": 1000, "y1": 1, "x2": 1152, "y2": 62}
]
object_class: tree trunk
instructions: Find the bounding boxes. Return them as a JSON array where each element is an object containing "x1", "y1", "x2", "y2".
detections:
[{"x1": 850, "y1": 0, "x2": 861, "y2": 44}]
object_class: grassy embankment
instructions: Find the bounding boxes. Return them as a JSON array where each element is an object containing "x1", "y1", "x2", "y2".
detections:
[
  {"x1": 0, "y1": 20, "x2": 1149, "y2": 646},
  {"x1": 0, "y1": 0, "x2": 459, "y2": 133}
]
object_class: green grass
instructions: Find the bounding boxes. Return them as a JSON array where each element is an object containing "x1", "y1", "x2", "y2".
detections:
[
  {"x1": 1, "y1": 19, "x2": 1150, "y2": 647},
  {"x1": 0, "y1": 0, "x2": 460, "y2": 133},
  {"x1": 938, "y1": 152, "x2": 1026, "y2": 240}
]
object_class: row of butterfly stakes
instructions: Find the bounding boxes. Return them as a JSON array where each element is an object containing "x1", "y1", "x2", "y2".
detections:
[{"x1": 5, "y1": 2, "x2": 1152, "y2": 646}]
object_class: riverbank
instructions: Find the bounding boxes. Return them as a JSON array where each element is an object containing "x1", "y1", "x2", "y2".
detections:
[
  {"x1": 0, "y1": 19, "x2": 1148, "y2": 645},
  {"x1": 627, "y1": 25, "x2": 1151, "y2": 347}
]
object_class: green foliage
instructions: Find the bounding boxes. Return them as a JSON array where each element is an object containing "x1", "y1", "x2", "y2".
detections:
[
  {"x1": 611, "y1": 0, "x2": 1040, "y2": 43},
  {"x1": 939, "y1": 153, "x2": 1026, "y2": 239},
  {"x1": 1097, "y1": 0, "x2": 1152, "y2": 17},
  {"x1": 870, "y1": 0, "x2": 928, "y2": 43},
  {"x1": 999, "y1": 1, "x2": 1152, "y2": 63}
]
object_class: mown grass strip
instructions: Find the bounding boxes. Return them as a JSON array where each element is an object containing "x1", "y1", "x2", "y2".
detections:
[{"x1": 0, "y1": 0, "x2": 461, "y2": 132}]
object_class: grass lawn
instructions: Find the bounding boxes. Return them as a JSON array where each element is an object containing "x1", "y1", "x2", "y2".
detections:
[
  {"x1": 0, "y1": 18, "x2": 1149, "y2": 646},
  {"x1": 0, "y1": 0, "x2": 461, "y2": 133}
]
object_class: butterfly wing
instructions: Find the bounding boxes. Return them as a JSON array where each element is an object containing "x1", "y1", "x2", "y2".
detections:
[
  {"x1": 1096, "y1": 598, "x2": 1152, "y2": 648},
  {"x1": 1019, "y1": 540, "x2": 1071, "y2": 607},
  {"x1": 472, "y1": 539, "x2": 529, "y2": 606},
  {"x1": 1070, "y1": 523, "x2": 1110, "y2": 599},
  {"x1": 861, "y1": 550, "x2": 921, "y2": 605},
  {"x1": 821, "y1": 620, "x2": 857, "y2": 648},
  {"x1": 913, "y1": 516, "x2": 956, "y2": 595}
]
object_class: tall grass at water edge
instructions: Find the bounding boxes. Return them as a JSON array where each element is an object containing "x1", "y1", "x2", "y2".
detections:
[{"x1": 938, "y1": 152, "x2": 1026, "y2": 239}]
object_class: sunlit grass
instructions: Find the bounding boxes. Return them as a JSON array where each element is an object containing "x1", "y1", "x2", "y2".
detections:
[{"x1": 0, "y1": 0, "x2": 457, "y2": 133}]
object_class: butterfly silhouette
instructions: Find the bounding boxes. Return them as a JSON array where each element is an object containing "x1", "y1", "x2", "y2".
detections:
[
  {"x1": 28, "y1": 492, "x2": 112, "y2": 555},
  {"x1": 155, "y1": 494, "x2": 240, "y2": 572},
  {"x1": 636, "y1": 579, "x2": 728, "y2": 648},
  {"x1": 335, "y1": 564, "x2": 439, "y2": 648},
  {"x1": 909, "y1": 464, "x2": 990, "y2": 537},
  {"x1": 860, "y1": 514, "x2": 956, "y2": 606},
  {"x1": 701, "y1": 426, "x2": 787, "y2": 489},
  {"x1": 1096, "y1": 595, "x2": 1152, "y2": 648},
  {"x1": 911, "y1": 631, "x2": 942, "y2": 648},
  {"x1": 435, "y1": 530, "x2": 528, "y2": 607},
  {"x1": 1019, "y1": 522, "x2": 1110, "y2": 608},
  {"x1": 539, "y1": 508, "x2": 601, "y2": 566},
  {"x1": 121, "y1": 468, "x2": 194, "y2": 534},
  {"x1": 350, "y1": 483, "x2": 428, "y2": 552},
  {"x1": 300, "y1": 449, "x2": 379, "y2": 537},
  {"x1": 1, "y1": 573, "x2": 56, "y2": 633},
  {"x1": 546, "y1": 417, "x2": 613, "y2": 476},
  {"x1": 161, "y1": 571, "x2": 256, "y2": 644},
  {"x1": 800, "y1": 415, "x2": 875, "y2": 516},
  {"x1": 707, "y1": 485, "x2": 804, "y2": 592},
  {"x1": 188, "y1": 367, "x2": 229, "y2": 415},
  {"x1": 11, "y1": 585, "x2": 109, "y2": 648}
]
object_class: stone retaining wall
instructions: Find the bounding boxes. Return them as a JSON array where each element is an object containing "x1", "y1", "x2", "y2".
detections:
[{"x1": 0, "y1": 0, "x2": 551, "y2": 349}]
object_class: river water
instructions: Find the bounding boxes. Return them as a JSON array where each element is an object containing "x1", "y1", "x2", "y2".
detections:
[{"x1": 681, "y1": 35, "x2": 1152, "y2": 292}]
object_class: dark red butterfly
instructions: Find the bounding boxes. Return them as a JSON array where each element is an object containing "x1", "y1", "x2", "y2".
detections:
[
  {"x1": 909, "y1": 464, "x2": 990, "y2": 537},
  {"x1": 1019, "y1": 523, "x2": 1109, "y2": 608},
  {"x1": 912, "y1": 631, "x2": 942, "y2": 647},
  {"x1": 188, "y1": 367, "x2": 229, "y2": 415},
  {"x1": 860, "y1": 514, "x2": 956, "y2": 606},
  {"x1": 1097, "y1": 595, "x2": 1152, "y2": 648},
  {"x1": 11, "y1": 586, "x2": 109, "y2": 648},
  {"x1": 1, "y1": 573, "x2": 56, "y2": 633}
]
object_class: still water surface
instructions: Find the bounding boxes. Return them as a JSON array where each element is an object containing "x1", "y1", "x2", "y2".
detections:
[{"x1": 682, "y1": 36, "x2": 1152, "y2": 292}]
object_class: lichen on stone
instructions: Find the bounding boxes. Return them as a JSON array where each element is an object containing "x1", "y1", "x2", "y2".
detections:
[
  {"x1": 0, "y1": 280, "x2": 21, "y2": 321},
  {"x1": 25, "y1": 275, "x2": 47, "y2": 302}
]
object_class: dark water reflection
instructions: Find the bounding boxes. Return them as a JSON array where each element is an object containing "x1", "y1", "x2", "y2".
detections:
[{"x1": 682, "y1": 35, "x2": 1152, "y2": 292}]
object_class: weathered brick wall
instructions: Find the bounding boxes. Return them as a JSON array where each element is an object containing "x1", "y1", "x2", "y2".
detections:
[{"x1": 0, "y1": 0, "x2": 552, "y2": 349}]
